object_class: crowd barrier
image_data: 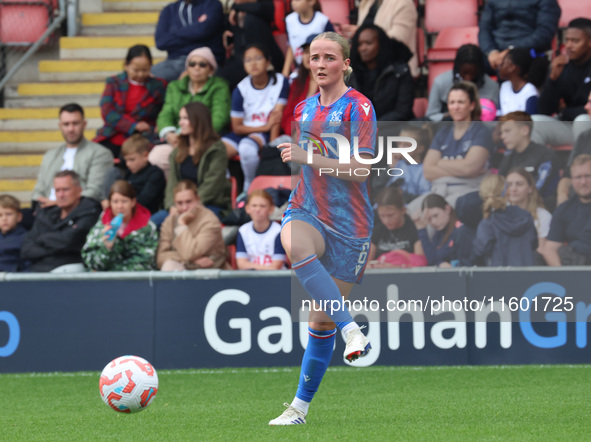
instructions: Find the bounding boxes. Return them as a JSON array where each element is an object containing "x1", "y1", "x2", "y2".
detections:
[{"x1": 0, "y1": 268, "x2": 589, "y2": 373}]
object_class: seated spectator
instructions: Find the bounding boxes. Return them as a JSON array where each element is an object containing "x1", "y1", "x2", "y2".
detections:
[
  {"x1": 348, "y1": 24, "x2": 414, "y2": 121},
  {"x1": 497, "y1": 112, "x2": 558, "y2": 197},
  {"x1": 479, "y1": 0, "x2": 559, "y2": 72},
  {"x1": 415, "y1": 194, "x2": 474, "y2": 267},
  {"x1": 157, "y1": 180, "x2": 228, "y2": 270},
  {"x1": 102, "y1": 134, "x2": 166, "y2": 214},
  {"x1": 93, "y1": 45, "x2": 167, "y2": 160},
  {"x1": 280, "y1": 35, "x2": 318, "y2": 136},
  {"x1": 282, "y1": 0, "x2": 333, "y2": 77},
  {"x1": 32, "y1": 104, "x2": 113, "y2": 210},
  {"x1": 411, "y1": 82, "x2": 494, "y2": 216},
  {"x1": 506, "y1": 168, "x2": 552, "y2": 257},
  {"x1": 542, "y1": 154, "x2": 591, "y2": 266},
  {"x1": 149, "y1": 47, "x2": 231, "y2": 174},
  {"x1": 222, "y1": 44, "x2": 289, "y2": 194},
  {"x1": 497, "y1": 48, "x2": 542, "y2": 116},
  {"x1": 236, "y1": 190, "x2": 286, "y2": 270},
  {"x1": 0, "y1": 195, "x2": 28, "y2": 272},
  {"x1": 22, "y1": 171, "x2": 102, "y2": 272},
  {"x1": 368, "y1": 186, "x2": 425, "y2": 268},
  {"x1": 152, "y1": 0, "x2": 225, "y2": 82},
  {"x1": 472, "y1": 174, "x2": 537, "y2": 266},
  {"x1": 533, "y1": 18, "x2": 591, "y2": 146},
  {"x1": 557, "y1": 91, "x2": 591, "y2": 205},
  {"x1": 164, "y1": 103, "x2": 231, "y2": 219},
  {"x1": 82, "y1": 180, "x2": 158, "y2": 271},
  {"x1": 370, "y1": 124, "x2": 431, "y2": 204},
  {"x1": 426, "y1": 45, "x2": 500, "y2": 122},
  {"x1": 339, "y1": 0, "x2": 419, "y2": 77},
  {"x1": 218, "y1": 0, "x2": 285, "y2": 90}
]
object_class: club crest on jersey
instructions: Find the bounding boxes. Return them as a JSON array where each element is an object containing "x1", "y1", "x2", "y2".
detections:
[
  {"x1": 361, "y1": 102, "x2": 371, "y2": 116},
  {"x1": 329, "y1": 111, "x2": 343, "y2": 127}
]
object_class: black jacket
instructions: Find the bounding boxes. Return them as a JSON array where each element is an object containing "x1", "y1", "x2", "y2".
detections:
[
  {"x1": 126, "y1": 164, "x2": 166, "y2": 214},
  {"x1": 348, "y1": 61, "x2": 414, "y2": 121},
  {"x1": 21, "y1": 197, "x2": 101, "y2": 272},
  {"x1": 478, "y1": 0, "x2": 560, "y2": 54},
  {"x1": 0, "y1": 225, "x2": 28, "y2": 272}
]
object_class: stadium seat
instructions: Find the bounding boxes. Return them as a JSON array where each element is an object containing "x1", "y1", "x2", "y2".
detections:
[
  {"x1": 272, "y1": 0, "x2": 288, "y2": 34},
  {"x1": 274, "y1": 33, "x2": 289, "y2": 56},
  {"x1": 424, "y1": 0, "x2": 478, "y2": 34},
  {"x1": 413, "y1": 97, "x2": 428, "y2": 119},
  {"x1": 416, "y1": 27, "x2": 426, "y2": 67},
  {"x1": 426, "y1": 26, "x2": 479, "y2": 62},
  {"x1": 0, "y1": 1, "x2": 52, "y2": 45},
  {"x1": 319, "y1": 0, "x2": 353, "y2": 25},
  {"x1": 557, "y1": 0, "x2": 591, "y2": 29},
  {"x1": 227, "y1": 244, "x2": 237, "y2": 269},
  {"x1": 230, "y1": 176, "x2": 238, "y2": 209},
  {"x1": 248, "y1": 175, "x2": 293, "y2": 194},
  {"x1": 427, "y1": 60, "x2": 454, "y2": 91}
]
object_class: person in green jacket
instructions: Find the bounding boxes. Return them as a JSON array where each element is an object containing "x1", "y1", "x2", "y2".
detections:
[
  {"x1": 149, "y1": 47, "x2": 231, "y2": 174},
  {"x1": 82, "y1": 180, "x2": 158, "y2": 271}
]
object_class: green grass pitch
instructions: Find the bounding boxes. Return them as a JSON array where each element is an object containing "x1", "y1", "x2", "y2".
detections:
[{"x1": 1, "y1": 365, "x2": 589, "y2": 440}]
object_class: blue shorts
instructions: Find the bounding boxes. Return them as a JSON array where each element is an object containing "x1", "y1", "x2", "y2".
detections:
[
  {"x1": 283, "y1": 207, "x2": 371, "y2": 284},
  {"x1": 222, "y1": 131, "x2": 269, "y2": 149}
]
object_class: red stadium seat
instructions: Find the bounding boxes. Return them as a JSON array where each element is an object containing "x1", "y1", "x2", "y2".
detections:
[
  {"x1": 230, "y1": 176, "x2": 238, "y2": 209},
  {"x1": 557, "y1": 0, "x2": 591, "y2": 29},
  {"x1": 227, "y1": 244, "x2": 237, "y2": 269},
  {"x1": 416, "y1": 27, "x2": 426, "y2": 67},
  {"x1": 272, "y1": 0, "x2": 288, "y2": 34},
  {"x1": 0, "y1": 1, "x2": 52, "y2": 44},
  {"x1": 248, "y1": 175, "x2": 293, "y2": 194},
  {"x1": 318, "y1": 0, "x2": 353, "y2": 26},
  {"x1": 413, "y1": 98, "x2": 429, "y2": 119},
  {"x1": 426, "y1": 26, "x2": 479, "y2": 61},
  {"x1": 424, "y1": 0, "x2": 478, "y2": 34},
  {"x1": 427, "y1": 60, "x2": 454, "y2": 91}
]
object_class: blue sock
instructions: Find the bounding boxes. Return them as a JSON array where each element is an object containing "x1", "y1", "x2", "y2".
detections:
[
  {"x1": 293, "y1": 255, "x2": 354, "y2": 329},
  {"x1": 295, "y1": 327, "x2": 336, "y2": 403}
]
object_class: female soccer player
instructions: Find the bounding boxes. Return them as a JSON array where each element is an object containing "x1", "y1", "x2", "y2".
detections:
[{"x1": 269, "y1": 32, "x2": 376, "y2": 426}]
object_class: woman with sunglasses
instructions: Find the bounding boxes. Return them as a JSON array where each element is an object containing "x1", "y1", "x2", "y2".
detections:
[{"x1": 149, "y1": 47, "x2": 231, "y2": 174}]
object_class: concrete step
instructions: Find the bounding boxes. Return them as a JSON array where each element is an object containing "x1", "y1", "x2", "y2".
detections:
[
  {"x1": 0, "y1": 130, "x2": 96, "y2": 144},
  {"x1": 15, "y1": 82, "x2": 105, "y2": 96},
  {"x1": 0, "y1": 191, "x2": 33, "y2": 207},
  {"x1": 82, "y1": 12, "x2": 159, "y2": 26},
  {"x1": 81, "y1": 24, "x2": 158, "y2": 36},
  {"x1": 3, "y1": 95, "x2": 101, "y2": 108},
  {"x1": 38, "y1": 59, "x2": 164, "y2": 81},
  {"x1": 0, "y1": 118, "x2": 102, "y2": 131},
  {"x1": 0, "y1": 167, "x2": 40, "y2": 180},
  {"x1": 0, "y1": 155, "x2": 43, "y2": 167},
  {"x1": 59, "y1": 35, "x2": 165, "y2": 59},
  {"x1": 0, "y1": 142, "x2": 65, "y2": 154},
  {"x1": 103, "y1": 0, "x2": 168, "y2": 12},
  {"x1": 0, "y1": 107, "x2": 101, "y2": 119},
  {"x1": 0, "y1": 179, "x2": 36, "y2": 192}
]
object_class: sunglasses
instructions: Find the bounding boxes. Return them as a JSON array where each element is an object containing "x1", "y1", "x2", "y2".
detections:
[{"x1": 188, "y1": 61, "x2": 209, "y2": 68}]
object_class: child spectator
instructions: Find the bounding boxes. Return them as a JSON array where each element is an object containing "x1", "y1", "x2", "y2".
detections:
[
  {"x1": 157, "y1": 180, "x2": 228, "y2": 271},
  {"x1": 506, "y1": 168, "x2": 551, "y2": 258},
  {"x1": 497, "y1": 48, "x2": 541, "y2": 116},
  {"x1": 82, "y1": 180, "x2": 158, "y2": 271},
  {"x1": 415, "y1": 194, "x2": 474, "y2": 267},
  {"x1": 222, "y1": 44, "x2": 289, "y2": 196},
  {"x1": 236, "y1": 190, "x2": 286, "y2": 270},
  {"x1": 102, "y1": 134, "x2": 166, "y2": 214},
  {"x1": 472, "y1": 174, "x2": 537, "y2": 266},
  {"x1": 282, "y1": 0, "x2": 334, "y2": 77},
  {"x1": 0, "y1": 195, "x2": 28, "y2": 272},
  {"x1": 94, "y1": 45, "x2": 167, "y2": 159},
  {"x1": 368, "y1": 186, "x2": 425, "y2": 268}
]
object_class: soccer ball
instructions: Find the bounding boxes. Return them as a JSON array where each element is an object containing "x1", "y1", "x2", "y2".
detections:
[{"x1": 99, "y1": 355, "x2": 159, "y2": 413}]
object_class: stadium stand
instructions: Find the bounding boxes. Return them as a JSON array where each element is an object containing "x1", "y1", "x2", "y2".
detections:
[
  {"x1": 424, "y1": 0, "x2": 478, "y2": 34},
  {"x1": 557, "y1": 0, "x2": 591, "y2": 29},
  {"x1": 248, "y1": 175, "x2": 293, "y2": 194},
  {"x1": 318, "y1": 0, "x2": 354, "y2": 26}
]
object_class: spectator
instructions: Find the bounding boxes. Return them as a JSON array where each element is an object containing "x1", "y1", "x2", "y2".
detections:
[
  {"x1": 164, "y1": 102, "x2": 231, "y2": 219},
  {"x1": 339, "y1": 0, "x2": 419, "y2": 77},
  {"x1": 368, "y1": 186, "x2": 425, "y2": 267},
  {"x1": 533, "y1": 18, "x2": 591, "y2": 146},
  {"x1": 152, "y1": 0, "x2": 225, "y2": 82},
  {"x1": 222, "y1": 44, "x2": 289, "y2": 195},
  {"x1": 497, "y1": 48, "x2": 542, "y2": 116},
  {"x1": 218, "y1": 0, "x2": 285, "y2": 90},
  {"x1": 157, "y1": 180, "x2": 228, "y2": 270},
  {"x1": 348, "y1": 24, "x2": 414, "y2": 121},
  {"x1": 102, "y1": 134, "x2": 166, "y2": 214},
  {"x1": 280, "y1": 35, "x2": 318, "y2": 136},
  {"x1": 497, "y1": 112, "x2": 558, "y2": 197},
  {"x1": 21, "y1": 170, "x2": 101, "y2": 272},
  {"x1": 415, "y1": 193, "x2": 474, "y2": 267},
  {"x1": 93, "y1": 45, "x2": 167, "y2": 160},
  {"x1": 472, "y1": 174, "x2": 537, "y2": 266},
  {"x1": 412, "y1": 81, "x2": 494, "y2": 216},
  {"x1": 557, "y1": 91, "x2": 591, "y2": 205},
  {"x1": 542, "y1": 154, "x2": 591, "y2": 266},
  {"x1": 32, "y1": 104, "x2": 113, "y2": 210},
  {"x1": 478, "y1": 0, "x2": 560, "y2": 71},
  {"x1": 149, "y1": 48, "x2": 231, "y2": 174},
  {"x1": 370, "y1": 124, "x2": 431, "y2": 204},
  {"x1": 506, "y1": 168, "x2": 552, "y2": 257},
  {"x1": 426, "y1": 45, "x2": 500, "y2": 122},
  {"x1": 282, "y1": 0, "x2": 334, "y2": 77},
  {"x1": 236, "y1": 190, "x2": 286, "y2": 270},
  {"x1": 0, "y1": 195, "x2": 28, "y2": 272},
  {"x1": 82, "y1": 180, "x2": 158, "y2": 271}
]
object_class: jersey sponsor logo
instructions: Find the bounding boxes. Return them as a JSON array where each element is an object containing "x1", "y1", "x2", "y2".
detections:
[{"x1": 361, "y1": 102, "x2": 371, "y2": 116}]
